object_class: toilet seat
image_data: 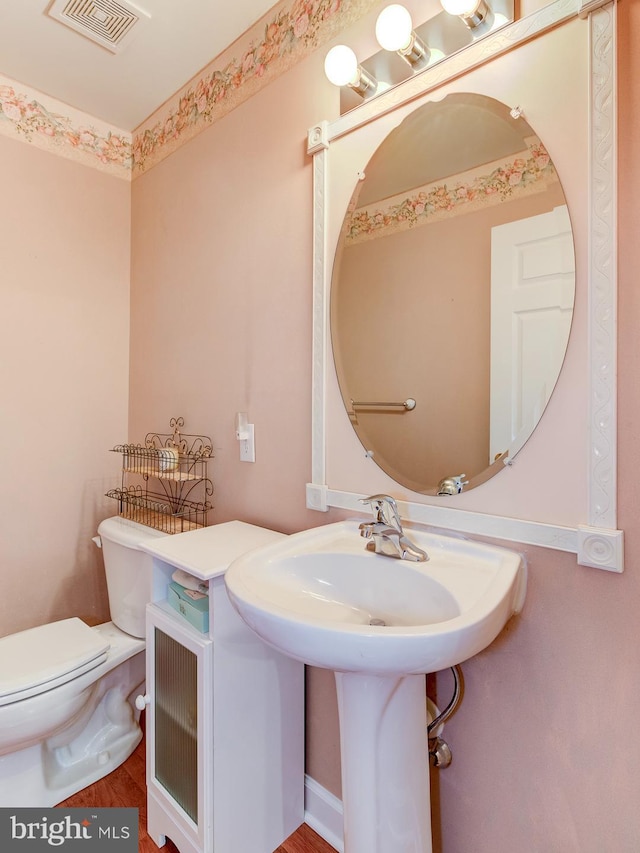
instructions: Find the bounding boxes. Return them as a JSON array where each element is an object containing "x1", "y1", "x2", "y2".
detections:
[{"x1": 0, "y1": 618, "x2": 110, "y2": 707}]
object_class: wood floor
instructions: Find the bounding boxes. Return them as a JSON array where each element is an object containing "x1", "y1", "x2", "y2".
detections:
[{"x1": 59, "y1": 735, "x2": 336, "y2": 853}]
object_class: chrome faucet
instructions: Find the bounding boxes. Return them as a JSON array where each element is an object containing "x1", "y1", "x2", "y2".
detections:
[
  {"x1": 436, "y1": 473, "x2": 469, "y2": 496},
  {"x1": 358, "y1": 494, "x2": 428, "y2": 562}
]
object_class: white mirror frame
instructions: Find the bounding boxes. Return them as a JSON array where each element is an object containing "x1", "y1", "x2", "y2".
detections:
[{"x1": 306, "y1": 0, "x2": 623, "y2": 572}]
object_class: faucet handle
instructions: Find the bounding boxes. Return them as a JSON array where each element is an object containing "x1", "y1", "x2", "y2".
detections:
[
  {"x1": 360, "y1": 494, "x2": 402, "y2": 530},
  {"x1": 436, "y1": 474, "x2": 469, "y2": 496},
  {"x1": 358, "y1": 521, "x2": 375, "y2": 539}
]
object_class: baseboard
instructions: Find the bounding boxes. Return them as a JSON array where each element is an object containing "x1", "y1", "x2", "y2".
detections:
[{"x1": 304, "y1": 774, "x2": 344, "y2": 852}]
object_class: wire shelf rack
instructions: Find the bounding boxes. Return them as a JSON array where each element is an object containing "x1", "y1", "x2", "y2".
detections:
[{"x1": 107, "y1": 417, "x2": 213, "y2": 534}]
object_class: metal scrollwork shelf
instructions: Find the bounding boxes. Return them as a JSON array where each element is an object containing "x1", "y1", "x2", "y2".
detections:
[{"x1": 106, "y1": 417, "x2": 214, "y2": 534}]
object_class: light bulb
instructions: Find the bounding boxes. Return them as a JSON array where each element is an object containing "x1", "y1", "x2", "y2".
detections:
[
  {"x1": 440, "y1": 0, "x2": 481, "y2": 14},
  {"x1": 375, "y1": 4, "x2": 414, "y2": 52},
  {"x1": 440, "y1": 0, "x2": 491, "y2": 29},
  {"x1": 324, "y1": 45, "x2": 378, "y2": 96},
  {"x1": 324, "y1": 45, "x2": 360, "y2": 87}
]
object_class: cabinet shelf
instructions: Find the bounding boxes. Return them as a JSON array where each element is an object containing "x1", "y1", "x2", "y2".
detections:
[{"x1": 153, "y1": 598, "x2": 206, "y2": 637}]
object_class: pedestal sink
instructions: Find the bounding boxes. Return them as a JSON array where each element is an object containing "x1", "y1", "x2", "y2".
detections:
[{"x1": 225, "y1": 519, "x2": 526, "y2": 853}]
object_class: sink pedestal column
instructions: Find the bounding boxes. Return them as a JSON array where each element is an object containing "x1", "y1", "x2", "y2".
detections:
[{"x1": 335, "y1": 672, "x2": 432, "y2": 853}]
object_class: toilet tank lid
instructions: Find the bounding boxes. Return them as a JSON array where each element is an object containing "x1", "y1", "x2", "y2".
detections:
[
  {"x1": 0, "y1": 618, "x2": 109, "y2": 702},
  {"x1": 98, "y1": 516, "x2": 168, "y2": 549}
]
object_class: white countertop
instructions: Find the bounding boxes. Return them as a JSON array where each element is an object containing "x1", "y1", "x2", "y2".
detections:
[{"x1": 140, "y1": 520, "x2": 286, "y2": 580}]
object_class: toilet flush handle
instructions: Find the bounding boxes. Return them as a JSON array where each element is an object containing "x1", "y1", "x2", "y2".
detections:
[
  {"x1": 135, "y1": 694, "x2": 151, "y2": 711},
  {"x1": 92, "y1": 536, "x2": 102, "y2": 549}
]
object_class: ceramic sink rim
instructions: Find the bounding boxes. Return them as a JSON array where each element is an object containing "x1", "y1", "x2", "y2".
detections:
[{"x1": 225, "y1": 519, "x2": 526, "y2": 675}]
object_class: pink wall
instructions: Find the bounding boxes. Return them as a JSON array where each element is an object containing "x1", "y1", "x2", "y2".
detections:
[
  {"x1": 0, "y1": 137, "x2": 131, "y2": 635},
  {"x1": 129, "y1": 53, "x2": 336, "y2": 534}
]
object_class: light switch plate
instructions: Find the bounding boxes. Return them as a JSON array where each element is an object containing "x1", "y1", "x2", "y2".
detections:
[{"x1": 240, "y1": 423, "x2": 255, "y2": 462}]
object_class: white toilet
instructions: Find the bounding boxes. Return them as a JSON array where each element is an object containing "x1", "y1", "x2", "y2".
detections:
[{"x1": 0, "y1": 516, "x2": 166, "y2": 807}]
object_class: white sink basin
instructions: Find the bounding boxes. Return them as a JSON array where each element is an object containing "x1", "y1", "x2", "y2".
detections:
[
  {"x1": 225, "y1": 519, "x2": 526, "y2": 675},
  {"x1": 226, "y1": 517, "x2": 526, "y2": 852}
]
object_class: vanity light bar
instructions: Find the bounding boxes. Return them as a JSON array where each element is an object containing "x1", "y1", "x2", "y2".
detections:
[{"x1": 325, "y1": 0, "x2": 513, "y2": 112}]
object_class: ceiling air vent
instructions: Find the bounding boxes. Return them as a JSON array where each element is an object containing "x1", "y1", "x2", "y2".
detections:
[{"x1": 47, "y1": 0, "x2": 150, "y2": 54}]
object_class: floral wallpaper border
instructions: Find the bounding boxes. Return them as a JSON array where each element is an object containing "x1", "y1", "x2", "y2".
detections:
[
  {"x1": 0, "y1": 0, "x2": 378, "y2": 180},
  {"x1": 344, "y1": 141, "x2": 558, "y2": 244},
  {"x1": 0, "y1": 75, "x2": 132, "y2": 180},
  {"x1": 131, "y1": 0, "x2": 376, "y2": 176}
]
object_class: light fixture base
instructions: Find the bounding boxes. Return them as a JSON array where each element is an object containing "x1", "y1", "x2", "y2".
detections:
[
  {"x1": 398, "y1": 33, "x2": 430, "y2": 67},
  {"x1": 459, "y1": 0, "x2": 492, "y2": 29},
  {"x1": 351, "y1": 66, "x2": 378, "y2": 97}
]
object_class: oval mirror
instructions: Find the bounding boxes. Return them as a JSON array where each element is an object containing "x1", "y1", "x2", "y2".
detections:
[{"x1": 330, "y1": 93, "x2": 575, "y2": 495}]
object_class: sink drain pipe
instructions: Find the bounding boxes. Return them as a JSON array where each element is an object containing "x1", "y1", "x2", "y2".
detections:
[{"x1": 427, "y1": 664, "x2": 462, "y2": 768}]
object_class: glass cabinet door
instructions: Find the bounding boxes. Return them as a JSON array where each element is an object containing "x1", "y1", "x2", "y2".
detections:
[
  {"x1": 146, "y1": 603, "x2": 213, "y2": 845},
  {"x1": 154, "y1": 626, "x2": 198, "y2": 821}
]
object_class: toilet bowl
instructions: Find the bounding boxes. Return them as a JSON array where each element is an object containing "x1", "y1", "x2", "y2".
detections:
[{"x1": 0, "y1": 516, "x2": 166, "y2": 808}]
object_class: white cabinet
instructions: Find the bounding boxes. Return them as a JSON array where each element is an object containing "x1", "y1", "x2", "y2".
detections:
[{"x1": 140, "y1": 522, "x2": 304, "y2": 853}]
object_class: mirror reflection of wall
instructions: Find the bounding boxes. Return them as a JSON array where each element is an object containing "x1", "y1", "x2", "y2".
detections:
[{"x1": 331, "y1": 93, "x2": 574, "y2": 495}]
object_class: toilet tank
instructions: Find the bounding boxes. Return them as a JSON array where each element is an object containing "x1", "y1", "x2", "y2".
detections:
[{"x1": 97, "y1": 517, "x2": 168, "y2": 639}]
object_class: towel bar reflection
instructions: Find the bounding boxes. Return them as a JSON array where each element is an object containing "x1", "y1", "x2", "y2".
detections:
[{"x1": 350, "y1": 398, "x2": 416, "y2": 411}]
